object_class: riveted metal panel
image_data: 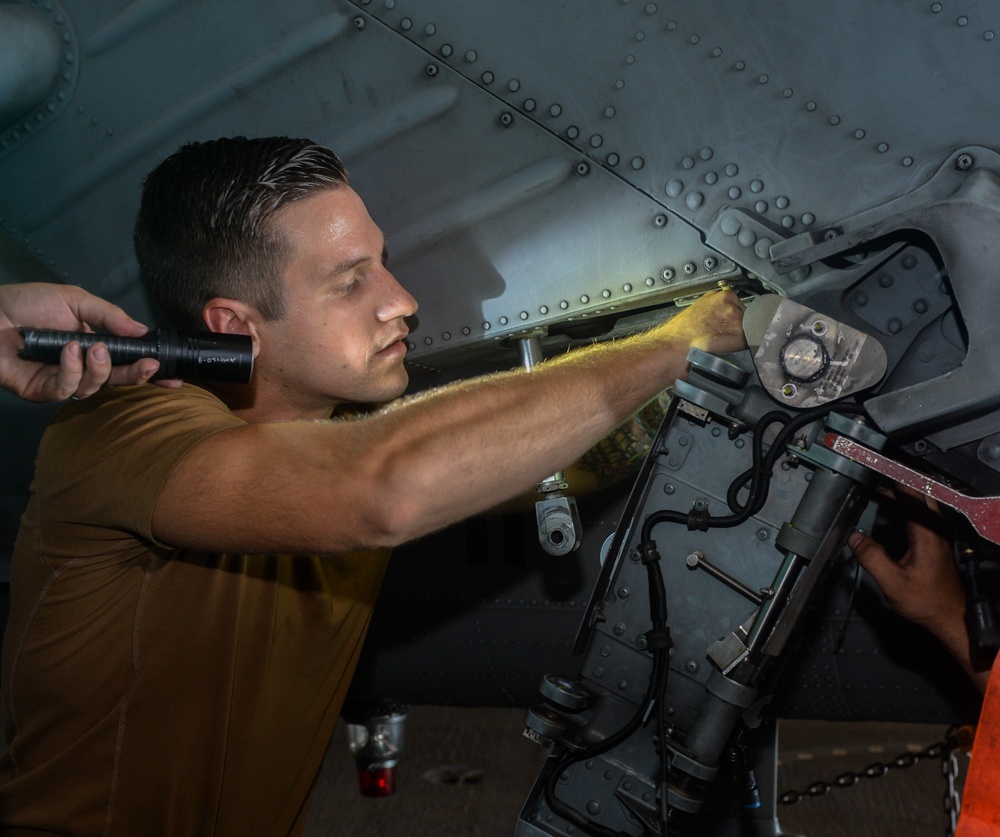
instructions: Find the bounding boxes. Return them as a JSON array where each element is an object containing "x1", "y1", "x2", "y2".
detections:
[{"x1": 3, "y1": 0, "x2": 1000, "y2": 366}]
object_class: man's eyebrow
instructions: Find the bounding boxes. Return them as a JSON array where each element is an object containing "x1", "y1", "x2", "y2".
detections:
[
  {"x1": 330, "y1": 254, "x2": 368, "y2": 277},
  {"x1": 330, "y1": 235, "x2": 389, "y2": 278}
]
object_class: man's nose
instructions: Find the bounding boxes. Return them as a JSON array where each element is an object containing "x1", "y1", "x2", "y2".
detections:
[{"x1": 377, "y1": 271, "x2": 418, "y2": 321}]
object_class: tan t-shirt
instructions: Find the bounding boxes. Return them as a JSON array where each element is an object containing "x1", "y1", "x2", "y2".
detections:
[{"x1": 0, "y1": 384, "x2": 390, "y2": 836}]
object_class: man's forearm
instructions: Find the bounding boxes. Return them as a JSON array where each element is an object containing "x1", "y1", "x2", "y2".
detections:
[{"x1": 371, "y1": 327, "x2": 696, "y2": 537}]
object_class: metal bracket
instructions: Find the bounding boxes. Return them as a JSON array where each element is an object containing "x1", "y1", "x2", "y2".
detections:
[{"x1": 770, "y1": 148, "x2": 1000, "y2": 445}]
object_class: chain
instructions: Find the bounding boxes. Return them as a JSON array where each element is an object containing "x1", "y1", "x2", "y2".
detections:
[
  {"x1": 943, "y1": 742, "x2": 962, "y2": 835},
  {"x1": 779, "y1": 726, "x2": 974, "y2": 836}
]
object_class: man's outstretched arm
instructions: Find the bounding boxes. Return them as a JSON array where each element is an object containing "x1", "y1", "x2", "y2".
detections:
[{"x1": 152, "y1": 290, "x2": 747, "y2": 556}]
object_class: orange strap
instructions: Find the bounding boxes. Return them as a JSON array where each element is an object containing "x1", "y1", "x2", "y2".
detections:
[{"x1": 956, "y1": 655, "x2": 1000, "y2": 836}]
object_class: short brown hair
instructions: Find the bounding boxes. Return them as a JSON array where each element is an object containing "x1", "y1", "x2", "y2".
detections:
[{"x1": 134, "y1": 136, "x2": 349, "y2": 330}]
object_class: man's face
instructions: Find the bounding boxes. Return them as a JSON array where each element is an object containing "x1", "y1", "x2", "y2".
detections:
[{"x1": 254, "y1": 186, "x2": 418, "y2": 415}]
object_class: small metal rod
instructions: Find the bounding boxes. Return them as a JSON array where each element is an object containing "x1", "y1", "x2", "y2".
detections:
[
  {"x1": 686, "y1": 552, "x2": 764, "y2": 606},
  {"x1": 515, "y1": 333, "x2": 564, "y2": 489},
  {"x1": 742, "y1": 550, "x2": 803, "y2": 660},
  {"x1": 516, "y1": 333, "x2": 544, "y2": 369}
]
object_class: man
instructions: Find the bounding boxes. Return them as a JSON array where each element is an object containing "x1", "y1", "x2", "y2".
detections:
[
  {"x1": 0, "y1": 282, "x2": 168, "y2": 400},
  {"x1": 850, "y1": 491, "x2": 998, "y2": 835},
  {"x1": 849, "y1": 489, "x2": 991, "y2": 693},
  {"x1": 0, "y1": 136, "x2": 746, "y2": 836}
]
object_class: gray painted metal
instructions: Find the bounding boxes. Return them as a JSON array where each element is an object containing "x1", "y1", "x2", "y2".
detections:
[
  {"x1": 2, "y1": 0, "x2": 997, "y2": 364},
  {"x1": 2, "y1": 2, "x2": 1000, "y2": 832}
]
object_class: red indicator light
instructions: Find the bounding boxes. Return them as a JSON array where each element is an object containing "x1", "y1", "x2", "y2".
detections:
[{"x1": 357, "y1": 765, "x2": 396, "y2": 797}]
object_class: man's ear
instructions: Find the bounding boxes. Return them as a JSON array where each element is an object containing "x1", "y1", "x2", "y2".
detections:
[{"x1": 203, "y1": 299, "x2": 261, "y2": 358}]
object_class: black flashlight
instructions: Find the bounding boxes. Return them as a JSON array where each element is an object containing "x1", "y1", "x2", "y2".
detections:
[{"x1": 19, "y1": 328, "x2": 254, "y2": 383}]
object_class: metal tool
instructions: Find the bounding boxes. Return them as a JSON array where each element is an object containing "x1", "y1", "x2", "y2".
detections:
[{"x1": 825, "y1": 433, "x2": 1000, "y2": 546}]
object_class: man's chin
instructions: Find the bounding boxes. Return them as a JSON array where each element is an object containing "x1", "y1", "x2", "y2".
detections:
[
  {"x1": 349, "y1": 371, "x2": 409, "y2": 408},
  {"x1": 385, "y1": 371, "x2": 409, "y2": 401}
]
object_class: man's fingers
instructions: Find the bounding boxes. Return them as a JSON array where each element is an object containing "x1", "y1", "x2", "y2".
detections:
[
  {"x1": 0, "y1": 284, "x2": 157, "y2": 402},
  {"x1": 895, "y1": 488, "x2": 950, "y2": 547},
  {"x1": 66, "y1": 350, "x2": 176, "y2": 399},
  {"x1": 907, "y1": 511, "x2": 951, "y2": 555},
  {"x1": 106, "y1": 357, "x2": 161, "y2": 388},
  {"x1": 848, "y1": 530, "x2": 896, "y2": 583},
  {"x1": 74, "y1": 344, "x2": 112, "y2": 398},
  {"x1": 58, "y1": 343, "x2": 160, "y2": 400},
  {"x1": 65, "y1": 288, "x2": 149, "y2": 338},
  {"x1": 45, "y1": 340, "x2": 86, "y2": 401}
]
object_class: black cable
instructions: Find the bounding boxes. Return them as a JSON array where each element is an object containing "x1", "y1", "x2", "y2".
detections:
[
  {"x1": 543, "y1": 656, "x2": 668, "y2": 836},
  {"x1": 725, "y1": 411, "x2": 790, "y2": 513},
  {"x1": 542, "y1": 402, "x2": 870, "y2": 835},
  {"x1": 629, "y1": 402, "x2": 869, "y2": 829},
  {"x1": 542, "y1": 543, "x2": 672, "y2": 837},
  {"x1": 642, "y1": 403, "x2": 868, "y2": 539},
  {"x1": 645, "y1": 550, "x2": 673, "y2": 836}
]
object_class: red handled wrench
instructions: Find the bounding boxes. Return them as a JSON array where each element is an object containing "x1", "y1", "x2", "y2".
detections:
[{"x1": 825, "y1": 433, "x2": 1000, "y2": 547}]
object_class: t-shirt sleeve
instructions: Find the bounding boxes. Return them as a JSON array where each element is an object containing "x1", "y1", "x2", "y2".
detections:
[{"x1": 34, "y1": 384, "x2": 245, "y2": 550}]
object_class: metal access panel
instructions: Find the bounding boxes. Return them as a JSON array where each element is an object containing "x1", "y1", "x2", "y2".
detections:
[{"x1": 512, "y1": 337, "x2": 982, "y2": 836}]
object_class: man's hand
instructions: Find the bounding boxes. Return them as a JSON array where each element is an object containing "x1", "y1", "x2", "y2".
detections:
[
  {"x1": 0, "y1": 282, "x2": 181, "y2": 402},
  {"x1": 849, "y1": 485, "x2": 989, "y2": 691},
  {"x1": 849, "y1": 487, "x2": 963, "y2": 631},
  {"x1": 666, "y1": 289, "x2": 748, "y2": 356}
]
